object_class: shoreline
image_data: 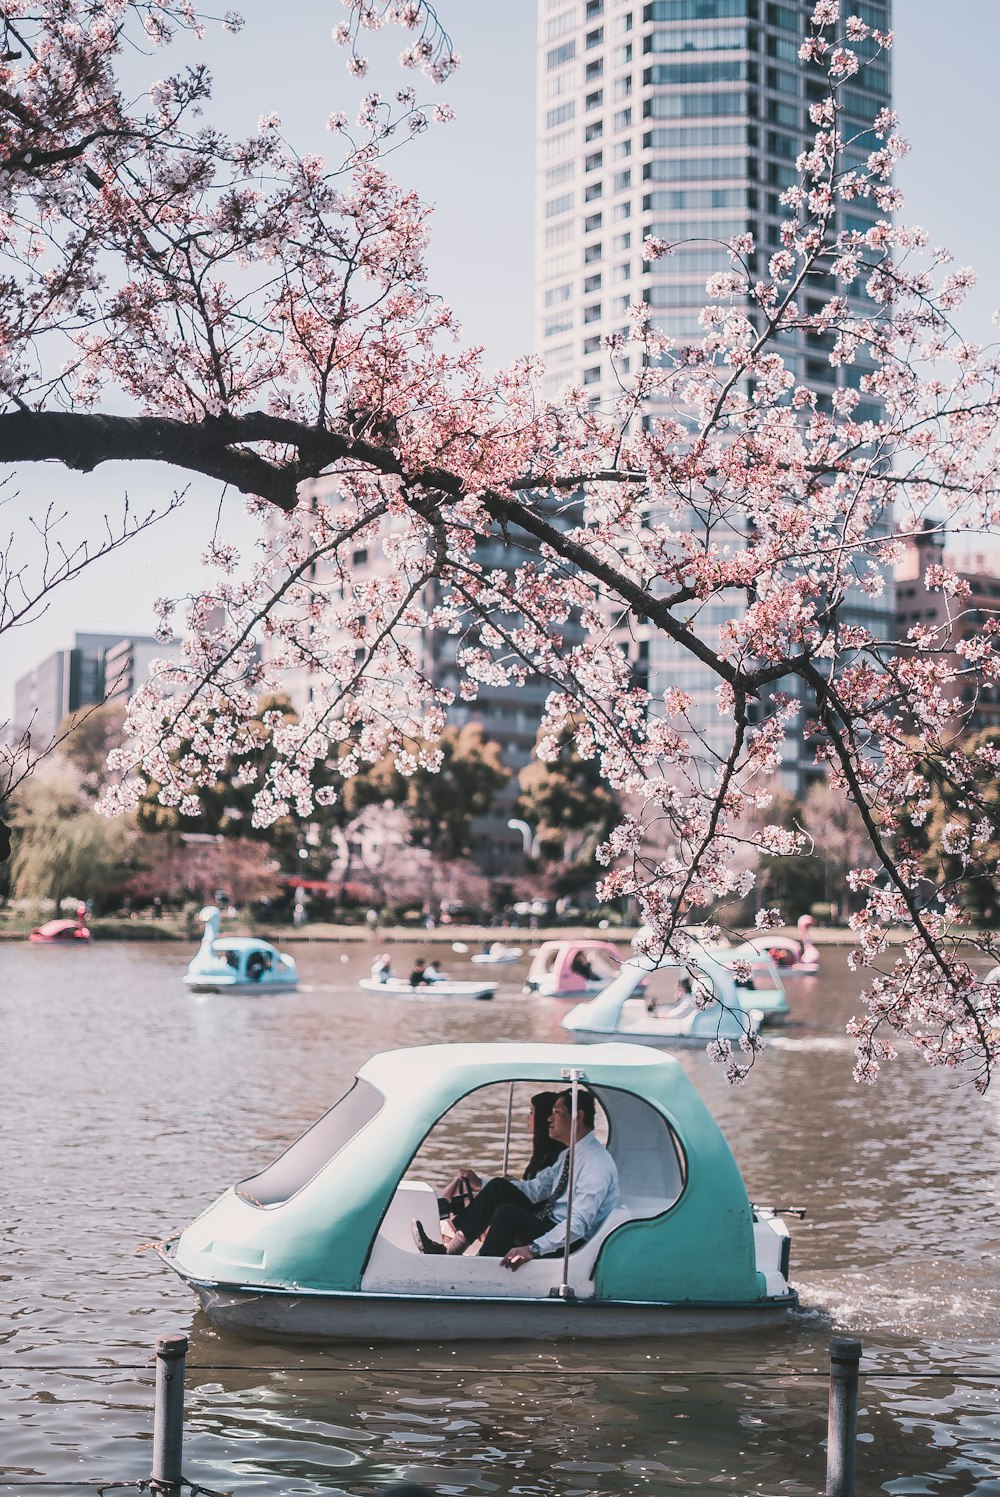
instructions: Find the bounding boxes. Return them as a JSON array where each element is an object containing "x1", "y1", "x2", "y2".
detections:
[{"x1": 0, "y1": 921, "x2": 968, "y2": 946}]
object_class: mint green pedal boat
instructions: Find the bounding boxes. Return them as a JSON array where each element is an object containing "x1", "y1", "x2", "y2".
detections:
[{"x1": 157, "y1": 1042, "x2": 798, "y2": 1341}]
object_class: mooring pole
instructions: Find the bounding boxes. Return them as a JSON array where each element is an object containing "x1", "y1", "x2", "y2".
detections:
[
  {"x1": 826, "y1": 1337, "x2": 862, "y2": 1497},
  {"x1": 151, "y1": 1334, "x2": 188, "y2": 1496}
]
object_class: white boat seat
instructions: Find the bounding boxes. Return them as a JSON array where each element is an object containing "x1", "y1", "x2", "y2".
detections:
[{"x1": 362, "y1": 1181, "x2": 638, "y2": 1299}]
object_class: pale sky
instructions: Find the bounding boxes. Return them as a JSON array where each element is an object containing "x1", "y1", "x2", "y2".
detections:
[{"x1": 3, "y1": 0, "x2": 999, "y2": 723}]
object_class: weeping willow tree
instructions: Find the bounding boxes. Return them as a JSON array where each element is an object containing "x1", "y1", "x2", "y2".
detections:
[{"x1": 9, "y1": 771, "x2": 131, "y2": 912}]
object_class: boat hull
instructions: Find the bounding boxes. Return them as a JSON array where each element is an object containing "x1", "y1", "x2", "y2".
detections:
[
  {"x1": 567, "y1": 1026, "x2": 741, "y2": 1046},
  {"x1": 359, "y1": 978, "x2": 497, "y2": 1000},
  {"x1": 182, "y1": 976, "x2": 299, "y2": 994},
  {"x1": 183, "y1": 1277, "x2": 797, "y2": 1342}
]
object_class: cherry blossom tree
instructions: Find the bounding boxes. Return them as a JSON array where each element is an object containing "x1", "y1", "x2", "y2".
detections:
[{"x1": 4, "y1": 1, "x2": 1000, "y2": 1085}]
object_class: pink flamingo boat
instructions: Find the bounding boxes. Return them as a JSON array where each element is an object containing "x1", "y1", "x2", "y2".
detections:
[
  {"x1": 745, "y1": 914, "x2": 820, "y2": 976},
  {"x1": 28, "y1": 904, "x2": 92, "y2": 944}
]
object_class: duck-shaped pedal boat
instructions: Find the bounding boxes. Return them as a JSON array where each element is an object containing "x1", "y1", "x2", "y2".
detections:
[
  {"x1": 156, "y1": 1040, "x2": 797, "y2": 1341},
  {"x1": 183, "y1": 906, "x2": 298, "y2": 994},
  {"x1": 562, "y1": 948, "x2": 765, "y2": 1045},
  {"x1": 29, "y1": 903, "x2": 91, "y2": 943},
  {"x1": 470, "y1": 942, "x2": 523, "y2": 965},
  {"x1": 744, "y1": 915, "x2": 821, "y2": 976},
  {"x1": 523, "y1": 940, "x2": 623, "y2": 997}
]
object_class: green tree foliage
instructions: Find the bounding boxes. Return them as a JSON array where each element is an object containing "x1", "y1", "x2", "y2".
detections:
[
  {"x1": 515, "y1": 720, "x2": 621, "y2": 892},
  {"x1": 914, "y1": 727, "x2": 1000, "y2": 925},
  {"x1": 10, "y1": 768, "x2": 131, "y2": 910},
  {"x1": 136, "y1": 695, "x2": 337, "y2": 869},
  {"x1": 752, "y1": 789, "x2": 825, "y2": 920},
  {"x1": 55, "y1": 702, "x2": 125, "y2": 798},
  {"x1": 802, "y1": 779, "x2": 875, "y2": 917},
  {"x1": 360, "y1": 723, "x2": 510, "y2": 859}
]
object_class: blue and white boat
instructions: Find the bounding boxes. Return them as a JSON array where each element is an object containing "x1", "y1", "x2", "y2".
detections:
[
  {"x1": 562, "y1": 947, "x2": 764, "y2": 1046},
  {"x1": 183, "y1": 906, "x2": 298, "y2": 994},
  {"x1": 156, "y1": 1041, "x2": 797, "y2": 1341}
]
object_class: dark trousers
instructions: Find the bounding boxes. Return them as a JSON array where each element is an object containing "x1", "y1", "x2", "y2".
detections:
[{"x1": 452, "y1": 1177, "x2": 554, "y2": 1258}]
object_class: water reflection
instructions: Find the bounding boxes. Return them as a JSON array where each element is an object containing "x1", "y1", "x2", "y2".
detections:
[{"x1": 2, "y1": 938, "x2": 1000, "y2": 1492}]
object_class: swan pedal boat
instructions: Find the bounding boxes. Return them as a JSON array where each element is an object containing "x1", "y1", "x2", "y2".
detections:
[
  {"x1": 523, "y1": 940, "x2": 623, "y2": 997},
  {"x1": 359, "y1": 975, "x2": 498, "y2": 1001},
  {"x1": 28, "y1": 917, "x2": 91, "y2": 944},
  {"x1": 744, "y1": 916, "x2": 821, "y2": 976},
  {"x1": 712, "y1": 944, "x2": 791, "y2": 1021},
  {"x1": 470, "y1": 944, "x2": 523, "y2": 965},
  {"x1": 562, "y1": 948, "x2": 765, "y2": 1045},
  {"x1": 183, "y1": 906, "x2": 298, "y2": 994},
  {"x1": 156, "y1": 1041, "x2": 797, "y2": 1341}
]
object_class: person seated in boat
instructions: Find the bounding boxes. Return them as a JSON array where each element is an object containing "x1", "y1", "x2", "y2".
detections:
[
  {"x1": 436, "y1": 1090, "x2": 565, "y2": 1221},
  {"x1": 523, "y1": 1090, "x2": 567, "y2": 1179},
  {"x1": 371, "y1": 953, "x2": 393, "y2": 983},
  {"x1": 422, "y1": 958, "x2": 446, "y2": 981},
  {"x1": 647, "y1": 974, "x2": 691, "y2": 1016},
  {"x1": 409, "y1": 958, "x2": 431, "y2": 987},
  {"x1": 413, "y1": 1088, "x2": 618, "y2": 1271},
  {"x1": 570, "y1": 949, "x2": 598, "y2": 982},
  {"x1": 246, "y1": 950, "x2": 270, "y2": 981}
]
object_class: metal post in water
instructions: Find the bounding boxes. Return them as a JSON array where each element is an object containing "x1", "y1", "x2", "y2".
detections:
[
  {"x1": 826, "y1": 1337, "x2": 862, "y2": 1497},
  {"x1": 151, "y1": 1334, "x2": 188, "y2": 1496}
]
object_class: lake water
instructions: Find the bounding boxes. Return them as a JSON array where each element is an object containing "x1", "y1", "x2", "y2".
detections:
[{"x1": 3, "y1": 937, "x2": 1000, "y2": 1495}]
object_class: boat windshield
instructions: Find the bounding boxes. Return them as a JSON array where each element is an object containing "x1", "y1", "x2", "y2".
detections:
[
  {"x1": 236, "y1": 1079, "x2": 384, "y2": 1207},
  {"x1": 638, "y1": 967, "x2": 716, "y2": 1007}
]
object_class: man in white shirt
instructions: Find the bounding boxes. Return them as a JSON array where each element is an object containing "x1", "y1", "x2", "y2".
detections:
[{"x1": 412, "y1": 1089, "x2": 619, "y2": 1270}]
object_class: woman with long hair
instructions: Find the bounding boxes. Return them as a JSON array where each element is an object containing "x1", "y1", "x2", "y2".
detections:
[{"x1": 522, "y1": 1090, "x2": 567, "y2": 1180}]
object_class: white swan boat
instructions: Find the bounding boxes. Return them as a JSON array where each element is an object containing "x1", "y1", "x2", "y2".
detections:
[
  {"x1": 470, "y1": 942, "x2": 523, "y2": 965},
  {"x1": 562, "y1": 948, "x2": 763, "y2": 1046},
  {"x1": 183, "y1": 907, "x2": 298, "y2": 994},
  {"x1": 156, "y1": 1041, "x2": 797, "y2": 1341}
]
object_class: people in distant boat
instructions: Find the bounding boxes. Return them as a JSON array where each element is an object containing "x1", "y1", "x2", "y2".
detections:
[
  {"x1": 413, "y1": 1088, "x2": 619, "y2": 1270},
  {"x1": 409, "y1": 957, "x2": 445, "y2": 986},
  {"x1": 647, "y1": 973, "x2": 691, "y2": 1016},
  {"x1": 372, "y1": 953, "x2": 393, "y2": 984},
  {"x1": 246, "y1": 950, "x2": 270, "y2": 981},
  {"x1": 570, "y1": 950, "x2": 598, "y2": 982}
]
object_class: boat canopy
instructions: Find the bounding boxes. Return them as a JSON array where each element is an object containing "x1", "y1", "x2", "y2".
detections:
[{"x1": 171, "y1": 1041, "x2": 764, "y2": 1307}]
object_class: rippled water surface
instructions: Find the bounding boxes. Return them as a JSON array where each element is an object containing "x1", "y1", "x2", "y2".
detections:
[{"x1": 3, "y1": 936, "x2": 1000, "y2": 1494}]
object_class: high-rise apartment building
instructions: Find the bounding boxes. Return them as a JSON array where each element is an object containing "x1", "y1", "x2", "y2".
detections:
[
  {"x1": 13, "y1": 632, "x2": 182, "y2": 746},
  {"x1": 534, "y1": 0, "x2": 894, "y2": 791}
]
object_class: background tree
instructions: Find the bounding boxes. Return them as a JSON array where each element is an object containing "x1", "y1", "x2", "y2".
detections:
[
  {"x1": 9, "y1": 768, "x2": 131, "y2": 911},
  {"x1": 360, "y1": 724, "x2": 510, "y2": 860},
  {"x1": 55, "y1": 704, "x2": 126, "y2": 799},
  {"x1": 912, "y1": 727, "x2": 1000, "y2": 926},
  {"x1": 124, "y1": 834, "x2": 283, "y2": 909},
  {"x1": 802, "y1": 779, "x2": 879, "y2": 919},
  {"x1": 516, "y1": 719, "x2": 621, "y2": 896},
  {"x1": 747, "y1": 788, "x2": 824, "y2": 922}
]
